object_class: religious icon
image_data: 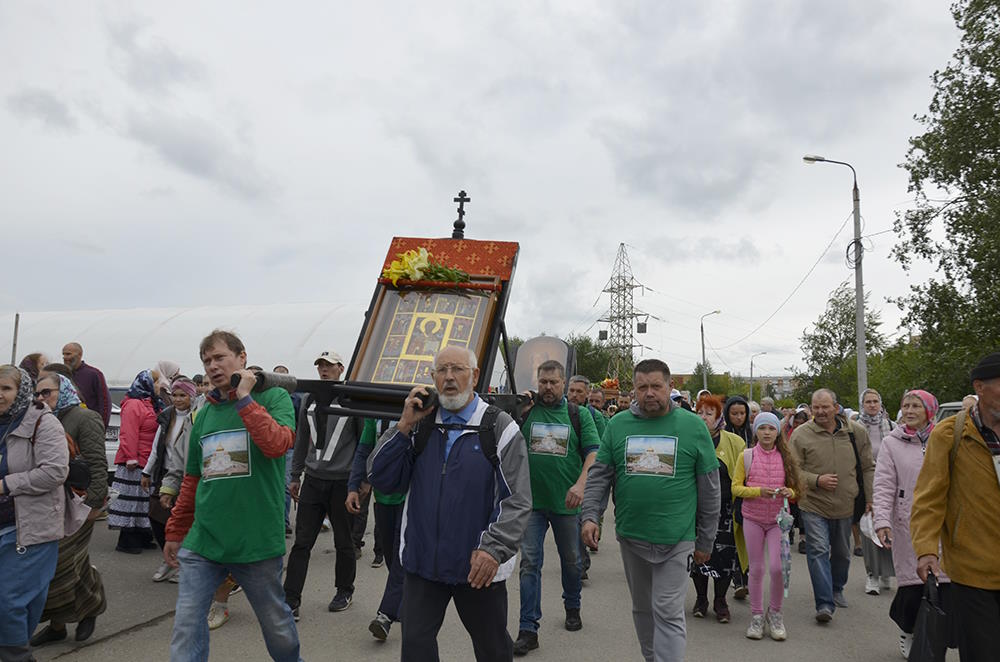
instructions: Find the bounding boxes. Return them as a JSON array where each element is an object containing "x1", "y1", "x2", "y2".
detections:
[
  {"x1": 351, "y1": 283, "x2": 499, "y2": 387},
  {"x1": 451, "y1": 318, "x2": 472, "y2": 342},
  {"x1": 455, "y1": 297, "x2": 478, "y2": 318}
]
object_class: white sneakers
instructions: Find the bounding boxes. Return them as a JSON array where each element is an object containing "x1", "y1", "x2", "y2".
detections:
[
  {"x1": 152, "y1": 562, "x2": 178, "y2": 583},
  {"x1": 746, "y1": 611, "x2": 786, "y2": 641},
  {"x1": 207, "y1": 602, "x2": 230, "y2": 630},
  {"x1": 865, "y1": 575, "x2": 880, "y2": 595},
  {"x1": 899, "y1": 632, "x2": 913, "y2": 658},
  {"x1": 766, "y1": 611, "x2": 787, "y2": 641}
]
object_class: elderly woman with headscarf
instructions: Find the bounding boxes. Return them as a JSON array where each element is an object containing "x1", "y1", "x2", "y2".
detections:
[
  {"x1": 0, "y1": 365, "x2": 69, "y2": 661},
  {"x1": 109, "y1": 370, "x2": 162, "y2": 554},
  {"x1": 692, "y1": 394, "x2": 748, "y2": 623},
  {"x1": 29, "y1": 373, "x2": 108, "y2": 647},
  {"x1": 853, "y1": 388, "x2": 896, "y2": 595},
  {"x1": 872, "y1": 390, "x2": 955, "y2": 659},
  {"x1": 142, "y1": 377, "x2": 199, "y2": 582}
]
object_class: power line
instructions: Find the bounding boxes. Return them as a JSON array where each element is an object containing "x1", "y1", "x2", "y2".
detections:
[{"x1": 716, "y1": 209, "x2": 854, "y2": 350}]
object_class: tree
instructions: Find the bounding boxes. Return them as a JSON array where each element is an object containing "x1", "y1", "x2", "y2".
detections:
[
  {"x1": 565, "y1": 334, "x2": 618, "y2": 384},
  {"x1": 679, "y1": 362, "x2": 750, "y2": 401},
  {"x1": 792, "y1": 283, "x2": 886, "y2": 407},
  {"x1": 892, "y1": 0, "x2": 1000, "y2": 400}
]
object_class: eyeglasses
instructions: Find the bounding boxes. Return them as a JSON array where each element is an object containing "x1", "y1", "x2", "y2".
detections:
[
  {"x1": 433, "y1": 364, "x2": 470, "y2": 377},
  {"x1": 34, "y1": 388, "x2": 55, "y2": 398}
]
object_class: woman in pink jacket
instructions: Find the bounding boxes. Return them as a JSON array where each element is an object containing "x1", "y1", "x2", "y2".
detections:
[
  {"x1": 109, "y1": 370, "x2": 162, "y2": 554},
  {"x1": 872, "y1": 389, "x2": 954, "y2": 659}
]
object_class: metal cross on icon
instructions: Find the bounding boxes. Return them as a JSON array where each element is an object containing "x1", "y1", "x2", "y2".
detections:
[{"x1": 452, "y1": 190, "x2": 471, "y2": 239}]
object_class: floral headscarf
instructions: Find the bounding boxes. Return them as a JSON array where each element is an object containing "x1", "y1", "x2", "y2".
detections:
[
  {"x1": 0, "y1": 367, "x2": 34, "y2": 424},
  {"x1": 52, "y1": 374, "x2": 82, "y2": 414},
  {"x1": 126, "y1": 370, "x2": 163, "y2": 412}
]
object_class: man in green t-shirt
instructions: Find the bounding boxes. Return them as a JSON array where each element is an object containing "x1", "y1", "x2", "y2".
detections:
[
  {"x1": 513, "y1": 361, "x2": 600, "y2": 657},
  {"x1": 567, "y1": 374, "x2": 607, "y2": 581},
  {"x1": 163, "y1": 330, "x2": 301, "y2": 662},
  {"x1": 581, "y1": 359, "x2": 720, "y2": 662}
]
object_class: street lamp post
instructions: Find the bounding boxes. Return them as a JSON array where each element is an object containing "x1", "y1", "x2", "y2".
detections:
[
  {"x1": 803, "y1": 154, "x2": 868, "y2": 404},
  {"x1": 700, "y1": 310, "x2": 721, "y2": 392},
  {"x1": 749, "y1": 352, "x2": 767, "y2": 403}
]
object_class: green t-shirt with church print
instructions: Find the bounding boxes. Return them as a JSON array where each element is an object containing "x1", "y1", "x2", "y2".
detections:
[
  {"x1": 183, "y1": 387, "x2": 295, "y2": 564},
  {"x1": 521, "y1": 398, "x2": 600, "y2": 515},
  {"x1": 597, "y1": 407, "x2": 718, "y2": 545}
]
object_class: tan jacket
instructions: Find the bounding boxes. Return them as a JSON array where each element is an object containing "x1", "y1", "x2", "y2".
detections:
[
  {"x1": 3, "y1": 404, "x2": 69, "y2": 547},
  {"x1": 790, "y1": 417, "x2": 874, "y2": 520},
  {"x1": 910, "y1": 411, "x2": 1000, "y2": 590}
]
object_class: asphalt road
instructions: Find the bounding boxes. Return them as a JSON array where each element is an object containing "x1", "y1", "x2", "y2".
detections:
[{"x1": 32, "y1": 513, "x2": 954, "y2": 661}]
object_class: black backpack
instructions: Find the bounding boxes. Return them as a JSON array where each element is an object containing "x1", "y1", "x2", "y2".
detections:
[{"x1": 412, "y1": 404, "x2": 506, "y2": 467}]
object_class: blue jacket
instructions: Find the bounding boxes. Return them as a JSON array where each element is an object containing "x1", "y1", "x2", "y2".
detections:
[{"x1": 368, "y1": 398, "x2": 531, "y2": 585}]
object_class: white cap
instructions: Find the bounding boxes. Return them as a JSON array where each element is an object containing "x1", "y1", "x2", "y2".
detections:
[
  {"x1": 314, "y1": 350, "x2": 344, "y2": 366},
  {"x1": 670, "y1": 389, "x2": 682, "y2": 400}
]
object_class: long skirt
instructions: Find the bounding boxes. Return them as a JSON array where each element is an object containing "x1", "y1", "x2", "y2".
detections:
[
  {"x1": 0, "y1": 528, "x2": 59, "y2": 646},
  {"x1": 861, "y1": 535, "x2": 895, "y2": 578},
  {"x1": 108, "y1": 465, "x2": 151, "y2": 531},
  {"x1": 39, "y1": 521, "x2": 107, "y2": 625}
]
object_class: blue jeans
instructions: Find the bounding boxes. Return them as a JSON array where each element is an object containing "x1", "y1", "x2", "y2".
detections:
[
  {"x1": 800, "y1": 510, "x2": 852, "y2": 612},
  {"x1": 518, "y1": 510, "x2": 581, "y2": 633},
  {"x1": 170, "y1": 548, "x2": 302, "y2": 662}
]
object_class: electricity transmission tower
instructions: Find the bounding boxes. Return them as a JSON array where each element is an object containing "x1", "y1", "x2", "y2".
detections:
[{"x1": 598, "y1": 243, "x2": 647, "y2": 387}]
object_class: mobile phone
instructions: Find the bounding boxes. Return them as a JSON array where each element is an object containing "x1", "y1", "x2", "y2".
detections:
[{"x1": 415, "y1": 387, "x2": 438, "y2": 411}]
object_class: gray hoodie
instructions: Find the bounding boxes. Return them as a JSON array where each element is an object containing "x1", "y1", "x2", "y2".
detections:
[{"x1": 290, "y1": 395, "x2": 364, "y2": 482}]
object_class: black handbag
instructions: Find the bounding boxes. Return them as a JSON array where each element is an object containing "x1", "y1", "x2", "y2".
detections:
[
  {"x1": 0, "y1": 494, "x2": 14, "y2": 527},
  {"x1": 847, "y1": 429, "x2": 867, "y2": 522},
  {"x1": 908, "y1": 573, "x2": 948, "y2": 662}
]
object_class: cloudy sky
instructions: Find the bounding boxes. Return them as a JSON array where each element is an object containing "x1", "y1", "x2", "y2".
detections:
[{"x1": 1, "y1": 2, "x2": 958, "y2": 381}]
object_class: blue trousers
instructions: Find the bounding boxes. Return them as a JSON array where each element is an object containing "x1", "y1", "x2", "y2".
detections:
[
  {"x1": 518, "y1": 510, "x2": 582, "y2": 633},
  {"x1": 170, "y1": 548, "x2": 302, "y2": 662},
  {"x1": 801, "y1": 510, "x2": 852, "y2": 612},
  {"x1": 0, "y1": 530, "x2": 58, "y2": 647},
  {"x1": 375, "y1": 501, "x2": 406, "y2": 621}
]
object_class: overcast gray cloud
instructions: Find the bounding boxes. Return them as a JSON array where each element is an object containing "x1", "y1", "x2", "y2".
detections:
[
  {"x1": 125, "y1": 109, "x2": 274, "y2": 200},
  {"x1": 0, "y1": 1, "x2": 959, "y2": 382},
  {"x1": 106, "y1": 18, "x2": 205, "y2": 95},
  {"x1": 6, "y1": 87, "x2": 77, "y2": 131}
]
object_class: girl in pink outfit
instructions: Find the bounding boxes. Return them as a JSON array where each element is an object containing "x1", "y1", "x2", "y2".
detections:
[{"x1": 732, "y1": 412, "x2": 801, "y2": 641}]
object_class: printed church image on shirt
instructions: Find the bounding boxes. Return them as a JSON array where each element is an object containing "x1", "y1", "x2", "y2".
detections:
[
  {"x1": 625, "y1": 436, "x2": 677, "y2": 477},
  {"x1": 201, "y1": 429, "x2": 252, "y2": 480},
  {"x1": 529, "y1": 423, "x2": 569, "y2": 457}
]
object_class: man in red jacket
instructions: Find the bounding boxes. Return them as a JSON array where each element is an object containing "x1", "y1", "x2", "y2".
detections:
[{"x1": 163, "y1": 330, "x2": 300, "y2": 662}]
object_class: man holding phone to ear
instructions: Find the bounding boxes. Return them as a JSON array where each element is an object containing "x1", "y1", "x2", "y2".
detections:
[
  {"x1": 163, "y1": 330, "x2": 300, "y2": 662},
  {"x1": 368, "y1": 345, "x2": 532, "y2": 662}
]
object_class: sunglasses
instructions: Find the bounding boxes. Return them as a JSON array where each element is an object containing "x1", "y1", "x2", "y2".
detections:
[{"x1": 34, "y1": 388, "x2": 55, "y2": 398}]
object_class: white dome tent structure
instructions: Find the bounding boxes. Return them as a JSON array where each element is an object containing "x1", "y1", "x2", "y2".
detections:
[{"x1": 2, "y1": 303, "x2": 368, "y2": 385}]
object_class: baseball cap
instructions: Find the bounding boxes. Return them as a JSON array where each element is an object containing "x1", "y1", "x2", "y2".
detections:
[
  {"x1": 314, "y1": 350, "x2": 344, "y2": 366},
  {"x1": 670, "y1": 389, "x2": 682, "y2": 400}
]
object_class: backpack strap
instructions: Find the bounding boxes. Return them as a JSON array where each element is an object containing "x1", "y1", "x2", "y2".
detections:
[
  {"x1": 411, "y1": 407, "x2": 440, "y2": 458},
  {"x1": 476, "y1": 405, "x2": 503, "y2": 469},
  {"x1": 411, "y1": 405, "x2": 505, "y2": 469},
  {"x1": 566, "y1": 402, "x2": 586, "y2": 461}
]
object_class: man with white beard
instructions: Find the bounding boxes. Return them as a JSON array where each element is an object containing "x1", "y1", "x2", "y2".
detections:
[{"x1": 368, "y1": 346, "x2": 532, "y2": 661}]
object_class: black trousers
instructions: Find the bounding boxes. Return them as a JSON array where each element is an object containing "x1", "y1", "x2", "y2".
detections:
[
  {"x1": 953, "y1": 582, "x2": 1000, "y2": 662},
  {"x1": 400, "y1": 572, "x2": 513, "y2": 662},
  {"x1": 283, "y1": 476, "x2": 356, "y2": 607},
  {"x1": 351, "y1": 489, "x2": 382, "y2": 555}
]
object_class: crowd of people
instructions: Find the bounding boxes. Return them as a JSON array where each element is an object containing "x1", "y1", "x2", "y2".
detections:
[{"x1": 1, "y1": 335, "x2": 999, "y2": 662}]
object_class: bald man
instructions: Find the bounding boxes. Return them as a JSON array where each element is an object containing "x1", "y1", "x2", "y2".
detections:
[{"x1": 63, "y1": 342, "x2": 111, "y2": 427}]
